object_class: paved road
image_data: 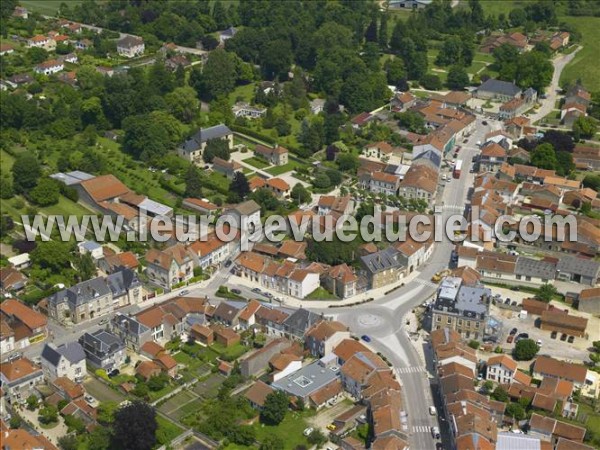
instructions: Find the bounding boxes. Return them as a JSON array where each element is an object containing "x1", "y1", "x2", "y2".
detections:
[
  {"x1": 311, "y1": 116, "x2": 497, "y2": 450},
  {"x1": 529, "y1": 46, "x2": 582, "y2": 124}
]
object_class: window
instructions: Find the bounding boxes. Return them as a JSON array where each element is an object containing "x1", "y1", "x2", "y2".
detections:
[
  {"x1": 526, "y1": 276, "x2": 531, "y2": 281},
  {"x1": 516, "y1": 275, "x2": 522, "y2": 280},
  {"x1": 447, "y1": 317, "x2": 452, "y2": 324}
]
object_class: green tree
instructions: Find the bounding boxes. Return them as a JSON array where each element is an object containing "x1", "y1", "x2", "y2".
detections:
[
  {"x1": 505, "y1": 402, "x2": 526, "y2": 420},
  {"x1": 491, "y1": 386, "x2": 509, "y2": 402},
  {"x1": 230, "y1": 172, "x2": 250, "y2": 200},
  {"x1": 573, "y1": 116, "x2": 597, "y2": 139},
  {"x1": 583, "y1": 174, "x2": 600, "y2": 191},
  {"x1": 420, "y1": 74, "x2": 442, "y2": 90},
  {"x1": 26, "y1": 394, "x2": 38, "y2": 411},
  {"x1": 76, "y1": 253, "x2": 97, "y2": 282},
  {"x1": 397, "y1": 111, "x2": 426, "y2": 134},
  {"x1": 384, "y1": 58, "x2": 406, "y2": 86},
  {"x1": 482, "y1": 380, "x2": 494, "y2": 392},
  {"x1": 536, "y1": 283, "x2": 558, "y2": 302},
  {"x1": 308, "y1": 429, "x2": 327, "y2": 447},
  {"x1": 39, "y1": 405, "x2": 58, "y2": 425},
  {"x1": 195, "y1": 49, "x2": 237, "y2": 100},
  {"x1": 515, "y1": 51, "x2": 553, "y2": 93},
  {"x1": 259, "y1": 434, "x2": 285, "y2": 450},
  {"x1": 31, "y1": 241, "x2": 72, "y2": 272},
  {"x1": 509, "y1": 8, "x2": 527, "y2": 27},
  {"x1": 122, "y1": 112, "x2": 183, "y2": 161},
  {"x1": 58, "y1": 435, "x2": 79, "y2": 450},
  {"x1": 291, "y1": 183, "x2": 312, "y2": 204},
  {"x1": 203, "y1": 138, "x2": 231, "y2": 163},
  {"x1": 260, "y1": 391, "x2": 289, "y2": 425},
  {"x1": 11, "y1": 153, "x2": 41, "y2": 194},
  {"x1": 165, "y1": 86, "x2": 200, "y2": 123},
  {"x1": 29, "y1": 177, "x2": 60, "y2": 206},
  {"x1": 27, "y1": 47, "x2": 48, "y2": 64},
  {"x1": 337, "y1": 153, "x2": 360, "y2": 173},
  {"x1": 313, "y1": 172, "x2": 331, "y2": 189},
  {"x1": 446, "y1": 65, "x2": 470, "y2": 90},
  {"x1": 147, "y1": 373, "x2": 169, "y2": 391},
  {"x1": 184, "y1": 165, "x2": 203, "y2": 198},
  {"x1": 530, "y1": 143, "x2": 557, "y2": 170},
  {"x1": 0, "y1": 178, "x2": 13, "y2": 199},
  {"x1": 435, "y1": 36, "x2": 463, "y2": 66},
  {"x1": 112, "y1": 401, "x2": 157, "y2": 450},
  {"x1": 260, "y1": 39, "x2": 292, "y2": 80},
  {"x1": 513, "y1": 339, "x2": 540, "y2": 361}
]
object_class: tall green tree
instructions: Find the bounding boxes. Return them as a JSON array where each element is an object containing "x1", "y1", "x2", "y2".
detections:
[
  {"x1": 260, "y1": 391, "x2": 288, "y2": 425},
  {"x1": 446, "y1": 65, "x2": 470, "y2": 90},
  {"x1": 111, "y1": 402, "x2": 157, "y2": 450},
  {"x1": 184, "y1": 165, "x2": 203, "y2": 198},
  {"x1": 11, "y1": 153, "x2": 41, "y2": 194}
]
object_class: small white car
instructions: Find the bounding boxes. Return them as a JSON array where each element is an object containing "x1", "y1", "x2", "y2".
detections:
[
  {"x1": 429, "y1": 406, "x2": 437, "y2": 416},
  {"x1": 303, "y1": 427, "x2": 314, "y2": 437}
]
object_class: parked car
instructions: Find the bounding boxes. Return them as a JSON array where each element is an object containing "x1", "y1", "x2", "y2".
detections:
[
  {"x1": 504, "y1": 298, "x2": 511, "y2": 305},
  {"x1": 224, "y1": 260, "x2": 232, "y2": 268},
  {"x1": 551, "y1": 331, "x2": 557, "y2": 339},
  {"x1": 482, "y1": 120, "x2": 488, "y2": 125},
  {"x1": 179, "y1": 290, "x2": 189, "y2": 296},
  {"x1": 560, "y1": 333, "x2": 568, "y2": 341},
  {"x1": 108, "y1": 369, "x2": 120, "y2": 378},
  {"x1": 536, "y1": 339, "x2": 543, "y2": 347},
  {"x1": 429, "y1": 406, "x2": 437, "y2": 416},
  {"x1": 507, "y1": 335, "x2": 514, "y2": 344},
  {"x1": 303, "y1": 427, "x2": 314, "y2": 437},
  {"x1": 251, "y1": 288, "x2": 261, "y2": 293},
  {"x1": 431, "y1": 426, "x2": 441, "y2": 439},
  {"x1": 326, "y1": 423, "x2": 336, "y2": 431},
  {"x1": 511, "y1": 301, "x2": 517, "y2": 307},
  {"x1": 361, "y1": 335, "x2": 371, "y2": 343},
  {"x1": 231, "y1": 288, "x2": 242, "y2": 295},
  {"x1": 568, "y1": 336, "x2": 575, "y2": 343},
  {"x1": 510, "y1": 328, "x2": 518, "y2": 335}
]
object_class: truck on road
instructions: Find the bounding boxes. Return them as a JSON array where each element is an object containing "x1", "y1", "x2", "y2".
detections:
[{"x1": 453, "y1": 160, "x2": 462, "y2": 179}]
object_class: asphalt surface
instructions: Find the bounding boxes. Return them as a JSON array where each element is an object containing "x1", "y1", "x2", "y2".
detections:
[
  {"x1": 22, "y1": 118, "x2": 498, "y2": 449},
  {"x1": 311, "y1": 116, "x2": 498, "y2": 449}
]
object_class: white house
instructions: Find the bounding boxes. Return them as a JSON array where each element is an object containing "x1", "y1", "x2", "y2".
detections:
[
  {"x1": 486, "y1": 355, "x2": 525, "y2": 385},
  {"x1": 34, "y1": 60, "x2": 64, "y2": 75},
  {"x1": 288, "y1": 269, "x2": 320, "y2": 299},
  {"x1": 0, "y1": 357, "x2": 44, "y2": 405},
  {"x1": 40, "y1": 342, "x2": 87, "y2": 382},
  {"x1": 117, "y1": 35, "x2": 145, "y2": 58},
  {"x1": 78, "y1": 240, "x2": 104, "y2": 260}
]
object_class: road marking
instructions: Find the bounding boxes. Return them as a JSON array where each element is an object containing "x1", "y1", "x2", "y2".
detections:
[
  {"x1": 413, "y1": 279, "x2": 438, "y2": 289},
  {"x1": 412, "y1": 425, "x2": 431, "y2": 433},
  {"x1": 442, "y1": 204, "x2": 464, "y2": 211},
  {"x1": 397, "y1": 366, "x2": 427, "y2": 374}
]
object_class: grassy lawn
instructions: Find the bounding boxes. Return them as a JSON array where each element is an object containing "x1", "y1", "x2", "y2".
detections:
[
  {"x1": 0, "y1": 150, "x2": 15, "y2": 172},
  {"x1": 40, "y1": 196, "x2": 95, "y2": 218},
  {"x1": 479, "y1": 0, "x2": 524, "y2": 17},
  {"x1": 156, "y1": 415, "x2": 185, "y2": 446},
  {"x1": 242, "y1": 156, "x2": 270, "y2": 169},
  {"x1": 207, "y1": 171, "x2": 231, "y2": 192},
  {"x1": 559, "y1": 16, "x2": 600, "y2": 91},
  {"x1": 253, "y1": 410, "x2": 313, "y2": 450},
  {"x1": 305, "y1": 286, "x2": 338, "y2": 300},
  {"x1": 266, "y1": 159, "x2": 308, "y2": 176},
  {"x1": 21, "y1": 0, "x2": 82, "y2": 14},
  {"x1": 228, "y1": 83, "x2": 256, "y2": 104},
  {"x1": 211, "y1": 342, "x2": 249, "y2": 361}
]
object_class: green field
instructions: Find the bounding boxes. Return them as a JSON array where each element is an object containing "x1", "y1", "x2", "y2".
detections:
[
  {"x1": 265, "y1": 159, "x2": 307, "y2": 176},
  {"x1": 242, "y1": 156, "x2": 270, "y2": 169},
  {"x1": 21, "y1": 0, "x2": 82, "y2": 15},
  {"x1": 560, "y1": 16, "x2": 600, "y2": 91},
  {"x1": 479, "y1": 0, "x2": 524, "y2": 17}
]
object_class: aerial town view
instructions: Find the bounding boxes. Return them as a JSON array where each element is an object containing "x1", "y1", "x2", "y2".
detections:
[{"x1": 1, "y1": 0, "x2": 600, "y2": 449}]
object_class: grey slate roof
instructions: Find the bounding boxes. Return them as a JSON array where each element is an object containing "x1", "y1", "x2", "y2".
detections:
[
  {"x1": 515, "y1": 257, "x2": 556, "y2": 280},
  {"x1": 413, "y1": 149, "x2": 442, "y2": 170},
  {"x1": 283, "y1": 308, "x2": 321, "y2": 338},
  {"x1": 112, "y1": 313, "x2": 150, "y2": 336},
  {"x1": 478, "y1": 79, "x2": 521, "y2": 97},
  {"x1": 79, "y1": 329, "x2": 124, "y2": 358},
  {"x1": 180, "y1": 124, "x2": 232, "y2": 154},
  {"x1": 41, "y1": 342, "x2": 86, "y2": 367},
  {"x1": 557, "y1": 256, "x2": 600, "y2": 278},
  {"x1": 360, "y1": 247, "x2": 404, "y2": 275},
  {"x1": 48, "y1": 268, "x2": 139, "y2": 307},
  {"x1": 118, "y1": 35, "x2": 143, "y2": 48}
]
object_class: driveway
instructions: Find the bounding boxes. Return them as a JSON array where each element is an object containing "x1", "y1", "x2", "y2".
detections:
[
  {"x1": 307, "y1": 398, "x2": 356, "y2": 432},
  {"x1": 530, "y1": 46, "x2": 582, "y2": 124}
]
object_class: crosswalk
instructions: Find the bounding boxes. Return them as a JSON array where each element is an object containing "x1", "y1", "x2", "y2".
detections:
[
  {"x1": 412, "y1": 425, "x2": 431, "y2": 433},
  {"x1": 413, "y1": 278, "x2": 438, "y2": 289},
  {"x1": 397, "y1": 366, "x2": 427, "y2": 374},
  {"x1": 441, "y1": 204, "x2": 465, "y2": 212}
]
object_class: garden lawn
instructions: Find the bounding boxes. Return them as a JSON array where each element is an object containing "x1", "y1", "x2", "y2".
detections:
[
  {"x1": 252, "y1": 411, "x2": 312, "y2": 450},
  {"x1": 228, "y1": 83, "x2": 256, "y2": 104},
  {"x1": 207, "y1": 172, "x2": 231, "y2": 193},
  {"x1": 40, "y1": 196, "x2": 95, "y2": 218},
  {"x1": 559, "y1": 16, "x2": 600, "y2": 91},
  {"x1": 156, "y1": 415, "x2": 184, "y2": 446},
  {"x1": 21, "y1": 0, "x2": 82, "y2": 14},
  {"x1": 478, "y1": 0, "x2": 524, "y2": 17},
  {"x1": 266, "y1": 159, "x2": 307, "y2": 176},
  {"x1": 305, "y1": 286, "x2": 338, "y2": 300},
  {"x1": 0, "y1": 150, "x2": 15, "y2": 172},
  {"x1": 242, "y1": 156, "x2": 270, "y2": 169},
  {"x1": 211, "y1": 342, "x2": 249, "y2": 361}
]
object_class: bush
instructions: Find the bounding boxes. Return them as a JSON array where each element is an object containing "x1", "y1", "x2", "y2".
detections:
[
  {"x1": 513, "y1": 339, "x2": 539, "y2": 361},
  {"x1": 468, "y1": 340, "x2": 480, "y2": 349}
]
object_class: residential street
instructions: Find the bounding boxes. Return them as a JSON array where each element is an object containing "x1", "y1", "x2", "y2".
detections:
[{"x1": 529, "y1": 46, "x2": 582, "y2": 124}]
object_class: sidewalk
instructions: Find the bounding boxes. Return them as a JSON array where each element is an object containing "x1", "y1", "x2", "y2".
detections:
[{"x1": 227, "y1": 266, "x2": 427, "y2": 309}]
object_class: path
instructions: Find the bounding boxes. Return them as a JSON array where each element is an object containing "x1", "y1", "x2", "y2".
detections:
[{"x1": 529, "y1": 46, "x2": 582, "y2": 124}]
